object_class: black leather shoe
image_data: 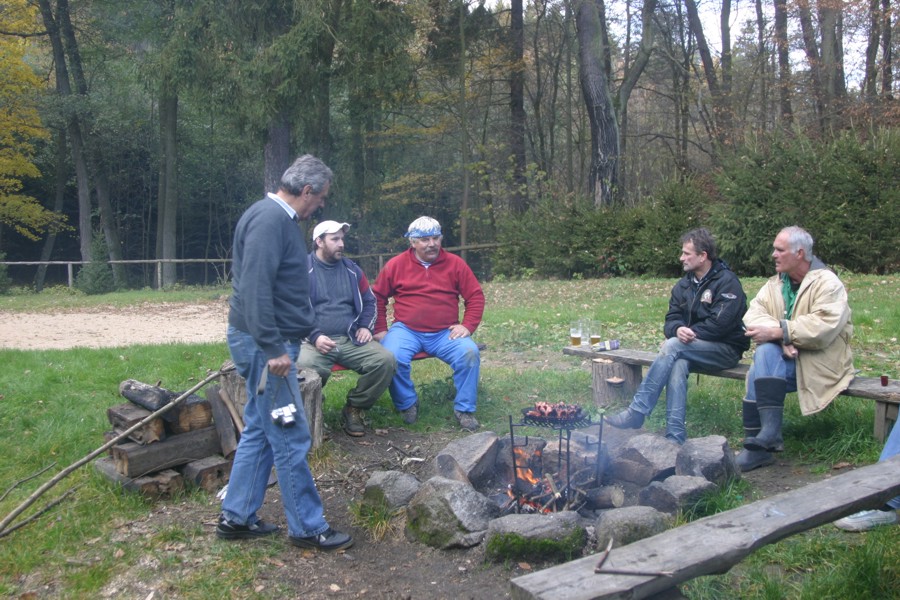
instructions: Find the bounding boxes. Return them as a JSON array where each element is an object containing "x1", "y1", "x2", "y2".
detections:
[
  {"x1": 605, "y1": 408, "x2": 645, "y2": 429},
  {"x1": 216, "y1": 514, "x2": 280, "y2": 539},
  {"x1": 289, "y1": 527, "x2": 353, "y2": 552}
]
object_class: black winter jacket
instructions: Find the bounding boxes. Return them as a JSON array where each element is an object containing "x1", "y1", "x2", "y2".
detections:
[{"x1": 663, "y1": 260, "x2": 750, "y2": 353}]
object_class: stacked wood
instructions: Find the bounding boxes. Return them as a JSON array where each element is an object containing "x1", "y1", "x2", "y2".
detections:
[{"x1": 95, "y1": 379, "x2": 241, "y2": 498}]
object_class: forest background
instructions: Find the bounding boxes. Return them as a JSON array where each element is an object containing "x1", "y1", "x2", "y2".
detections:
[{"x1": 0, "y1": 0, "x2": 898, "y2": 294}]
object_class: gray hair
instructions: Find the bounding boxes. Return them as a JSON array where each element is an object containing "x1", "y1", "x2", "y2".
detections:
[
  {"x1": 780, "y1": 226, "x2": 814, "y2": 261},
  {"x1": 279, "y1": 155, "x2": 333, "y2": 196},
  {"x1": 680, "y1": 228, "x2": 718, "y2": 263}
]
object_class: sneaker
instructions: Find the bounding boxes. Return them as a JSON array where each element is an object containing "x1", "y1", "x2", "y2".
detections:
[
  {"x1": 400, "y1": 401, "x2": 419, "y2": 425},
  {"x1": 833, "y1": 509, "x2": 899, "y2": 532},
  {"x1": 605, "y1": 408, "x2": 645, "y2": 429},
  {"x1": 289, "y1": 527, "x2": 354, "y2": 552},
  {"x1": 341, "y1": 405, "x2": 366, "y2": 437},
  {"x1": 454, "y1": 410, "x2": 479, "y2": 431},
  {"x1": 216, "y1": 514, "x2": 280, "y2": 540}
]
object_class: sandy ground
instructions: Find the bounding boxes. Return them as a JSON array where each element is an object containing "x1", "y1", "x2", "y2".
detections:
[{"x1": 0, "y1": 301, "x2": 230, "y2": 350}]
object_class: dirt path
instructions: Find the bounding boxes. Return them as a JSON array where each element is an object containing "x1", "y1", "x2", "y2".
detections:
[{"x1": 0, "y1": 301, "x2": 229, "y2": 350}]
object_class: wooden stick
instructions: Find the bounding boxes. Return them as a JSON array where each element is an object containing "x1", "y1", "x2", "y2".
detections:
[
  {"x1": 0, "y1": 463, "x2": 56, "y2": 503},
  {"x1": 0, "y1": 367, "x2": 230, "y2": 536},
  {"x1": 594, "y1": 537, "x2": 614, "y2": 573},
  {"x1": 216, "y1": 385, "x2": 244, "y2": 432},
  {"x1": 595, "y1": 568, "x2": 675, "y2": 577},
  {"x1": 0, "y1": 486, "x2": 79, "y2": 539}
]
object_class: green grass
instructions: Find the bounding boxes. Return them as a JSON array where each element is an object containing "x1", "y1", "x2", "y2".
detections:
[{"x1": 0, "y1": 274, "x2": 898, "y2": 598}]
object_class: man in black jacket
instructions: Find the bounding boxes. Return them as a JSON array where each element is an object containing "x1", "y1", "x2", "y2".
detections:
[{"x1": 607, "y1": 228, "x2": 750, "y2": 444}]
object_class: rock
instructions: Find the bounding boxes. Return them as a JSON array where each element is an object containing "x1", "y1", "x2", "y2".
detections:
[
  {"x1": 484, "y1": 511, "x2": 587, "y2": 563},
  {"x1": 639, "y1": 475, "x2": 716, "y2": 514},
  {"x1": 433, "y1": 431, "x2": 499, "y2": 488},
  {"x1": 433, "y1": 453, "x2": 471, "y2": 485},
  {"x1": 363, "y1": 470, "x2": 421, "y2": 511},
  {"x1": 675, "y1": 435, "x2": 739, "y2": 485},
  {"x1": 405, "y1": 476, "x2": 500, "y2": 549},
  {"x1": 594, "y1": 505, "x2": 671, "y2": 548},
  {"x1": 611, "y1": 434, "x2": 679, "y2": 485}
]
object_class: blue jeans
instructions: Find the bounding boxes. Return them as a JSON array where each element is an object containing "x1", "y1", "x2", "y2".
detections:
[
  {"x1": 222, "y1": 326, "x2": 328, "y2": 538},
  {"x1": 881, "y1": 420, "x2": 900, "y2": 509},
  {"x1": 630, "y1": 337, "x2": 742, "y2": 443},
  {"x1": 745, "y1": 342, "x2": 798, "y2": 401},
  {"x1": 380, "y1": 322, "x2": 480, "y2": 413}
]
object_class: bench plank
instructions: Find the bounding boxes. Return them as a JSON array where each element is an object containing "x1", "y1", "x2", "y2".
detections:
[{"x1": 510, "y1": 455, "x2": 900, "y2": 600}]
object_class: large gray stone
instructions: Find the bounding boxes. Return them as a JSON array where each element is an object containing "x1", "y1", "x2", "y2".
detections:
[
  {"x1": 405, "y1": 476, "x2": 500, "y2": 549},
  {"x1": 363, "y1": 470, "x2": 421, "y2": 511},
  {"x1": 433, "y1": 431, "x2": 499, "y2": 488},
  {"x1": 675, "y1": 435, "x2": 739, "y2": 485},
  {"x1": 638, "y1": 475, "x2": 716, "y2": 514},
  {"x1": 610, "y1": 434, "x2": 679, "y2": 485},
  {"x1": 484, "y1": 511, "x2": 587, "y2": 562},
  {"x1": 434, "y1": 453, "x2": 470, "y2": 485},
  {"x1": 594, "y1": 505, "x2": 671, "y2": 548}
]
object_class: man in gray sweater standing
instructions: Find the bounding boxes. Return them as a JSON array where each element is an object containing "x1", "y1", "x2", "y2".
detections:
[{"x1": 217, "y1": 155, "x2": 352, "y2": 552}]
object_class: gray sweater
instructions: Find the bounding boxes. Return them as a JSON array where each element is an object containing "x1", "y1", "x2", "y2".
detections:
[{"x1": 228, "y1": 198, "x2": 315, "y2": 359}]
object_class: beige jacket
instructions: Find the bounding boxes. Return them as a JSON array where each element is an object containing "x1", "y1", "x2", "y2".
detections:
[{"x1": 743, "y1": 259, "x2": 854, "y2": 415}]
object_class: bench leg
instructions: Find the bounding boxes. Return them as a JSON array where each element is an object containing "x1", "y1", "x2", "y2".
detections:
[
  {"x1": 876, "y1": 401, "x2": 898, "y2": 444},
  {"x1": 591, "y1": 359, "x2": 641, "y2": 408}
]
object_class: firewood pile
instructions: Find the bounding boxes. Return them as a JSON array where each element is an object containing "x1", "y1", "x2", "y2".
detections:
[{"x1": 94, "y1": 379, "x2": 241, "y2": 498}]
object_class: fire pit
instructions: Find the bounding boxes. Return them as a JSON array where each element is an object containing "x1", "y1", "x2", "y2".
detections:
[{"x1": 502, "y1": 402, "x2": 606, "y2": 514}]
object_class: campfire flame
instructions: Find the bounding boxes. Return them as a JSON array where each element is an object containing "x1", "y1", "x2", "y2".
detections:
[{"x1": 507, "y1": 447, "x2": 563, "y2": 514}]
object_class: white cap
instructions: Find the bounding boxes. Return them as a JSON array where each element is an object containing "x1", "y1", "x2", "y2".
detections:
[
  {"x1": 312, "y1": 220, "x2": 350, "y2": 240},
  {"x1": 405, "y1": 216, "x2": 442, "y2": 238}
]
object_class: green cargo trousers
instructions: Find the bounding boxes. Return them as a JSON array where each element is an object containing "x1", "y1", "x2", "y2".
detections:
[{"x1": 297, "y1": 336, "x2": 397, "y2": 410}]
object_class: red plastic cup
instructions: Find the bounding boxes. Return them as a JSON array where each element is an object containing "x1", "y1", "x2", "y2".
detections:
[{"x1": 882, "y1": 375, "x2": 889, "y2": 386}]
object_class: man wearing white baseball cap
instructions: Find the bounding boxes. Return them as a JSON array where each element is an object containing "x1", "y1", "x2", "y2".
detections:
[
  {"x1": 297, "y1": 220, "x2": 396, "y2": 437},
  {"x1": 372, "y1": 216, "x2": 485, "y2": 431}
]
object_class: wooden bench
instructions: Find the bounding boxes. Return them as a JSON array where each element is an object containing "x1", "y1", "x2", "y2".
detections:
[
  {"x1": 510, "y1": 455, "x2": 900, "y2": 599},
  {"x1": 563, "y1": 345, "x2": 900, "y2": 443}
]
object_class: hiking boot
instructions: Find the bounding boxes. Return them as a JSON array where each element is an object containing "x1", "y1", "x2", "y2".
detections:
[
  {"x1": 341, "y1": 405, "x2": 366, "y2": 437},
  {"x1": 289, "y1": 527, "x2": 354, "y2": 552},
  {"x1": 216, "y1": 514, "x2": 280, "y2": 540},
  {"x1": 833, "y1": 509, "x2": 899, "y2": 532},
  {"x1": 606, "y1": 408, "x2": 645, "y2": 429},
  {"x1": 400, "y1": 401, "x2": 419, "y2": 425},
  {"x1": 454, "y1": 410, "x2": 479, "y2": 431}
]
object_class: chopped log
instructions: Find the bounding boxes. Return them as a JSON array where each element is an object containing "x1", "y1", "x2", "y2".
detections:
[
  {"x1": 112, "y1": 426, "x2": 220, "y2": 478},
  {"x1": 220, "y1": 362, "x2": 324, "y2": 449},
  {"x1": 591, "y1": 358, "x2": 641, "y2": 408},
  {"x1": 106, "y1": 402, "x2": 166, "y2": 444},
  {"x1": 94, "y1": 457, "x2": 184, "y2": 498},
  {"x1": 584, "y1": 485, "x2": 626, "y2": 510},
  {"x1": 119, "y1": 379, "x2": 212, "y2": 432},
  {"x1": 167, "y1": 396, "x2": 212, "y2": 434},
  {"x1": 181, "y1": 455, "x2": 232, "y2": 493},
  {"x1": 205, "y1": 385, "x2": 238, "y2": 459},
  {"x1": 217, "y1": 385, "x2": 244, "y2": 433}
]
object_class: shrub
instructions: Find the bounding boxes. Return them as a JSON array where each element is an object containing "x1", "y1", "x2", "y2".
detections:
[{"x1": 75, "y1": 236, "x2": 116, "y2": 295}]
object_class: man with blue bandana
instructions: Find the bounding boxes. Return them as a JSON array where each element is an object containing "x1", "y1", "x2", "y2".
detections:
[{"x1": 373, "y1": 216, "x2": 485, "y2": 431}]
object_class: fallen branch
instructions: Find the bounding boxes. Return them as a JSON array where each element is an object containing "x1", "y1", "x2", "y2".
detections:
[
  {"x1": 0, "y1": 366, "x2": 232, "y2": 537},
  {"x1": 0, "y1": 486, "x2": 79, "y2": 539},
  {"x1": 0, "y1": 463, "x2": 56, "y2": 503}
]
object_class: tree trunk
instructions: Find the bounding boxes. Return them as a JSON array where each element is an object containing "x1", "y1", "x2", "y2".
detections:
[
  {"x1": 34, "y1": 130, "x2": 68, "y2": 292},
  {"x1": 156, "y1": 82, "x2": 178, "y2": 288},
  {"x1": 617, "y1": 0, "x2": 657, "y2": 161},
  {"x1": 797, "y1": 0, "x2": 826, "y2": 130},
  {"x1": 684, "y1": 0, "x2": 730, "y2": 149},
  {"x1": 264, "y1": 113, "x2": 291, "y2": 194},
  {"x1": 881, "y1": 0, "x2": 893, "y2": 98},
  {"x1": 773, "y1": 0, "x2": 793, "y2": 124},
  {"x1": 576, "y1": 0, "x2": 619, "y2": 206},
  {"x1": 509, "y1": 0, "x2": 527, "y2": 214}
]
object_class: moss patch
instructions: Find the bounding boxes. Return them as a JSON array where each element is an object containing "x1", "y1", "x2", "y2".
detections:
[{"x1": 484, "y1": 528, "x2": 586, "y2": 563}]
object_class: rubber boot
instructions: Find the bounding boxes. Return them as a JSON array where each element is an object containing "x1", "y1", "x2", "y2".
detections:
[
  {"x1": 743, "y1": 377, "x2": 786, "y2": 452},
  {"x1": 736, "y1": 398, "x2": 774, "y2": 471}
]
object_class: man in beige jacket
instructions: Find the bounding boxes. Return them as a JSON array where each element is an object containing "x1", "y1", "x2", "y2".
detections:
[{"x1": 738, "y1": 226, "x2": 854, "y2": 471}]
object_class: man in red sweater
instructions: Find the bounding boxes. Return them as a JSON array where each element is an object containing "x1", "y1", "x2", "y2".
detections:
[{"x1": 373, "y1": 216, "x2": 485, "y2": 430}]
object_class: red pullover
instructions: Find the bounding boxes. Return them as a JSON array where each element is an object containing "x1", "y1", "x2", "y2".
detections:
[{"x1": 373, "y1": 248, "x2": 485, "y2": 334}]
